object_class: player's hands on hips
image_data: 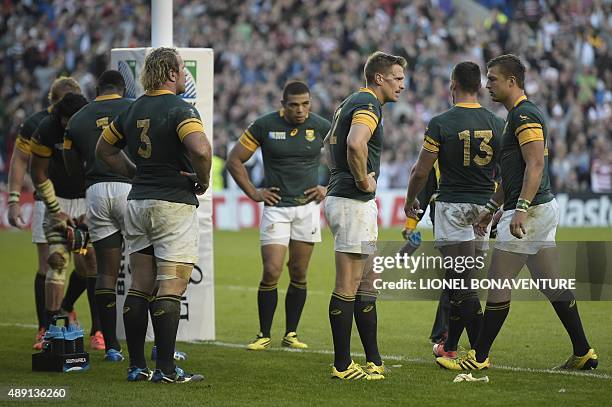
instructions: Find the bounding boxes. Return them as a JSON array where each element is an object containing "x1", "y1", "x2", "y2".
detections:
[
  {"x1": 180, "y1": 171, "x2": 208, "y2": 195},
  {"x1": 404, "y1": 198, "x2": 421, "y2": 220},
  {"x1": 474, "y1": 210, "x2": 493, "y2": 237},
  {"x1": 7, "y1": 203, "x2": 26, "y2": 229},
  {"x1": 355, "y1": 172, "x2": 376, "y2": 193},
  {"x1": 509, "y1": 210, "x2": 527, "y2": 239},
  {"x1": 253, "y1": 187, "x2": 281, "y2": 206},
  {"x1": 304, "y1": 185, "x2": 327, "y2": 203}
]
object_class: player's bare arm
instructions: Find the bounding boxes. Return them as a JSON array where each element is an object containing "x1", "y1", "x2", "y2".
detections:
[
  {"x1": 7, "y1": 143, "x2": 30, "y2": 228},
  {"x1": 227, "y1": 141, "x2": 280, "y2": 205},
  {"x1": 474, "y1": 183, "x2": 505, "y2": 236},
  {"x1": 347, "y1": 123, "x2": 375, "y2": 193},
  {"x1": 322, "y1": 132, "x2": 332, "y2": 168},
  {"x1": 29, "y1": 152, "x2": 71, "y2": 224},
  {"x1": 510, "y1": 139, "x2": 545, "y2": 238},
  {"x1": 182, "y1": 131, "x2": 212, "y2": 195},
  {"x1": 404, "y1": 148, "x2": 437, "y2": 219},
  {"x1": 95, "y1": 136, "x2": 136, "y2": 179}
]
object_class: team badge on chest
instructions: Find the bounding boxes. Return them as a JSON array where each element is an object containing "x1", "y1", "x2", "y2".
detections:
[{"x1": 305, "y1": 129, "x2": 315, "y2": 142}]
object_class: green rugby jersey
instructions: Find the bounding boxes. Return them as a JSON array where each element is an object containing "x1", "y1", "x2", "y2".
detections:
[
  {"x1": 239, "y1": 110, "x2": 331, "y2": 207},
  {"x1": 500, "y1": 95, "x2": 554, "y2": 210},
  {"x1": 15, "y1": 108, "x2": 50, "y2": 155},
  {"x1": 101, "y1": 90, "x2": 204, "y2": 206},
  {"x1": 422, "y1": 102, "x2": 504, "y2": 204},
  {"x1": 30, "y1": 115, "x2": 86, "y2": 199},
  {"x1": 64, "y1": 94, "x2": 133, "y2": 188},
  {"x1": 15, "y1": 108, "x2": 50, "y2": 201},
  {"x1": 327, "y1": 88, "x2": 383, "y2": 202}
]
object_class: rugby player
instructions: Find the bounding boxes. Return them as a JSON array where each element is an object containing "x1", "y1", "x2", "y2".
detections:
[
  {"x1": 324, "y1": 51, "x2": 406, "y2": 380},
  {"x1": 436, "y1": 54, "x2": 597, "y2": 371},
  {"x1": 96, "y1": 47, "x2": 211, "y2": 383},
  {"x1": 30, "y1": 92, "x2": 105, "y2": 350},
  {"x1": 63, "y1": 70, "x2": 132, "y2": 361},
  {"x1": 405, "y1": 62, "x2": 504, "y2": 359},
  {"x1": 7, "y1": 77, "x2": 81, "y2": 349},
  {"x1": 227, "y1": 81, "x2": 330, "y2": 350}
]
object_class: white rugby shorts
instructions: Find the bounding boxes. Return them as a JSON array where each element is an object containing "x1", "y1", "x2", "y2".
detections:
[
  {"x1": 324, "y1": 196, "x2": 378, "y2": 255},
  {"x1": 260, "y1": 201, "x2": 321, "y2": 246},
  {"x1": 125, "y1": 199, "x2": 199, "y2": 263},
  {"x1": 85, "y1": 182, "x2": 131, "y2": 242},
  {"x1": 434, "y1": 201, "x2": 490, "y2": 251},
  {"x1": 494, "y1": 199, "x2": 559, "y2": 255}
]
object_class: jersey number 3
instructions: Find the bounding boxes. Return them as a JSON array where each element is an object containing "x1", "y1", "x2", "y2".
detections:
[
  {"x1": 458, "y1": 129, "x2": 493, "y2": 167},
  {"x1": 137, "y1": 119, "x2": 151, "y2": 158}
]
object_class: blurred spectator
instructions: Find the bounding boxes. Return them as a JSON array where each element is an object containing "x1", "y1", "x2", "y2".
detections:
[
  {"x1": 591, "y1": 136, "x2": 612, "y2": 193},
  {"x1": 550, "y1": 142, "x2": 573, "y2": 191},
  {"x1": 1, "y1": 0, "x2": 610, "y2": 194}
]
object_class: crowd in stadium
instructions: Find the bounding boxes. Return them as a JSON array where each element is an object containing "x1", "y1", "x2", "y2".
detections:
[{"x1": 1, "y1": 0, "x2": 610, "y2": 193}]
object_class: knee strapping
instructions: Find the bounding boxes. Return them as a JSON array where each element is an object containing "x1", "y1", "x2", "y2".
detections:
[
  {"x1": 156, "y1": 261, "x2": 193, "y2": 281},
  {"x1": 46, "y1": 244, "x2": 69, "y2": 285}
]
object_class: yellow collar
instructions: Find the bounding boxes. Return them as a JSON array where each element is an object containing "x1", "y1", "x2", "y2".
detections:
[
  {"x1": 455, "y1": 102, "x2": 481, "y2": 109},
  {"x1": 95, "y1": 94, "x2": 122, "y2": 101},
  {"x1": 513, "y1": 94, "x2": 527, "y2": 107},
  {"x1": 145, "y1": 89, "x2": 175, "y2": 96},
  {"x1": 359, "y1": 87, "x2": 381, "y2": 103}
]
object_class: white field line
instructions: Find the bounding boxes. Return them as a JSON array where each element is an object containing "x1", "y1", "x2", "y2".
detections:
[
  {"x1": 5, "y1": 323, "x2": 609, "y2": 380},
  {"x1": 193, "y1": 340, "x2": 611, "y2": 381}
]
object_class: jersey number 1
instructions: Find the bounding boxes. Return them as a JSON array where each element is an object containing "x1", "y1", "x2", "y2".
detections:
[{"x1": 458, "y1": 130, "x2": 493, "y2": 167}]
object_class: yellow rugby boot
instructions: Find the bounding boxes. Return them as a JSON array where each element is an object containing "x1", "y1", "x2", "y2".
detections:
[
  {"x1": 554, "y1": 348, "x2": 598, "y2": 370},
  {"x1": 436, "y1": 349, "x2": 490, "y2": 371},
  {"x1": 246, "y1": 333, "x2": 271, "y2": 351},
  {"x1": 282, "y1": 332, "x2": 308, "y2": 349},
  {"x1": 364, "y1": 361, "x2": 385, "y2": 379},
  {"x1": 331, "y1": 361, "x2": 383, "y2": 380}
]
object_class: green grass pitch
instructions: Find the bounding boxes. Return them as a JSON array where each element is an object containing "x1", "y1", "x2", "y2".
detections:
[{"x1": 0, "y1": 227, "x2": 610, "y2": 406}]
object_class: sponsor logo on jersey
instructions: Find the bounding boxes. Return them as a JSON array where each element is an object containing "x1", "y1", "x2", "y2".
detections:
[
  {"x1": 268, "y1": 131, "x2": 286, "y2": 140},
  {"x1": 305, "y1": 129, "x2": 315, "y2": 141},
  {"x1": 290, "y1": 128, "x2": 298, "y2": 137}
]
